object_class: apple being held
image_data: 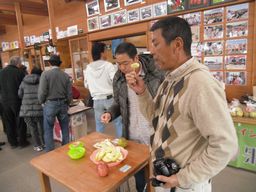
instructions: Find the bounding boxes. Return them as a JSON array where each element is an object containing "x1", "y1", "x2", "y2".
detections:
[{"x1": 97, "y1": 162, "x2": 109, "y2": 177}]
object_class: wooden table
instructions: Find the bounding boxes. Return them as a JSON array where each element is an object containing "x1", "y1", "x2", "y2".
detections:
[{"x1": 30, "y1": 132, "x2": 151, "y2": 192}]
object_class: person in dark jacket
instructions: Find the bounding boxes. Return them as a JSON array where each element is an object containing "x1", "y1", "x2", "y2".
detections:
[
  {"x1": 0, "y1": 56, "x2": 28, "y2": 148},
  {"x1": 18, "y1": 67, "x2": 44, "y2": 152},
  {"x1": 101, "y1": 42, "x2": 164, "y2": 192}
]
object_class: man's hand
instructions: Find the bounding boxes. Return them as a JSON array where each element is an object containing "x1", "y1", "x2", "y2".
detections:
[
  {"x1": 101, "y1": 112, "x2": 111, "y2": 124},
  {"x1": 156, "y1": 174, "x2": 179, "y2": 189},
  {"x1": 125, "y1": 71, "x2": 146, "y2": 95}
]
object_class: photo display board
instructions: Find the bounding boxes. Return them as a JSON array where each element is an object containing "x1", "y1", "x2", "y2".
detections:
[{"x1": 187, "y1": 2, "x2": 249, "y2": 86}]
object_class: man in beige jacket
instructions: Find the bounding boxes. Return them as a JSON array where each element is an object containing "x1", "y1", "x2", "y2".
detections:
[{"x1": 126, "y1": 16, "x2": 238, "y2": 192}]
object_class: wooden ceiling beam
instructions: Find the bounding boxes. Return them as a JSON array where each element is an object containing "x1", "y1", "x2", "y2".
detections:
[
  {"x1": 0, "y1": 13, "x2": 17, "y2": 25},
  {"x1": 0, "y1": 3, "x2": 15, "y2": 12},
  {"x1": 0, "y1": 1, "x2": 48, "y2": 16}
]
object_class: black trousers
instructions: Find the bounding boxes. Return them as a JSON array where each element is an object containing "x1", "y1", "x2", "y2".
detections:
[
  {"x1": 2, "y1": 102, "x2": 27, "y2": 146},
  {"x1": 134, "y1": 168, "x2": 146, "y2": 192},
  {"x1": 0, "y1": 102, "x2": 7, "y2": 133}
]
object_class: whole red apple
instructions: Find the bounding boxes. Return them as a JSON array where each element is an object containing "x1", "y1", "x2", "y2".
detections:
[{"x1": 97, "y1": 162, "x2": 109, "y2": 177}]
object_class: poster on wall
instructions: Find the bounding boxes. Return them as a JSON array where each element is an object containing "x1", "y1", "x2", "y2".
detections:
[
  {"x1": 211, "y1": 71, "x2": 224, "y2": 82},
  {"x1": 104, "y1": 0, "x2": 120, "y2": 12},
  {"x1": 204, "y1": 41, "x2": 223, "y2": 56},
  {"x1": 124, "y1": 0, "x2": 141, "y2": 6},
  {"x1": 112, "y1": 10, "x2": 127, "y2": 26},
  {"x1": 191, "y1": 42, "x2": 202, "y2": 57},
  {"x1": 87, "y1": 16, "x2": 99, "y2": 32},
  {"x1": 191, "y1": 26, "x2": 200, "y2": 42},
  {"x1": 226, "y1": 21, "x2": 248, "y2": 38},
  {"x1": 183, "y1": 12, "x2": 201, "y2": 26},
  {"x1": 153, "y1": 2, "x2": 167, "y2": 18},
  {"x1": 204, "y1": 56, "x2": 223, "y2": 70},
  {"x1": 226, "y1": 71, "x2": 246, "y2": 85},
  {"x1": 225, "y1": 55, "x2": 246, "y2": 70},
  {"x1": 67, "y1": 25, "x2": 78, "y2": 37},
  {"x1": 99, "y1": 14, "x2": 112, "y2": 29},
  {"x1": 225, "y1": 39, "x2": 247, "y2": 54},
  {"x1": 204, "y1": 25, "x2": 223, "y2": 40},
  {"x1": 127, "y1": 9, "x2": 140, "y2": 23},
  {"x1": 226, "y1": 3, "x2": 249, "y2": 22},
  {"x1": 188, "y1": 0, "x2": 210, "y2": 9},
  {"x1": 140, "y1": 5, "x2": 153, "y2": 20},
  {"x1": 167, "y1": 0, "x2": 185, "y2": 14},
  {"x1": 85, "y1": 0, "x2": 100, "y2": 17},
  {"x1": 204, "y1": 8, "x2": 223, "y2": 25}
]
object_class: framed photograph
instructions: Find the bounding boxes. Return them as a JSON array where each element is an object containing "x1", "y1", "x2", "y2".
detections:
[
  {"x1": 183, "y1": 12, "x2": 201, "y2": 26},
  {"x1": 167, "y1": 0, "x2": 185, "y2": 14},
  {"x1": 225, "y1": 55, "x2": 246, "y2": 70},
  {"x1": 211, "y1": 71, "x2": 224, "y2": 82},
  {"x1": 153, "y1": 2, "x2": 167, "y2": 18},
  {"x1": 226, "y1": 71, "x2": 246, "y2": 85},
  {"x1": 87, "y1": 16, "x2": 99, "y2": 32},
  {"x1": 226, "y1": 3, "x2": 249, "y2": 22},
  {"x1": 124, "y1": 0, "x2": 141, "y2": 6},
  {"x1": 204, "y1": 41, "x2": 223, "y2": 56},
  {"x1": 204, "y1": 8, "x2": 223, "y2": 25},
  {"x1": 211, "y1": 0, "x2": 234, "y2": 5},
  {"x1": 226, "y1": 21, "x2": 248, "y2": 38},
  {"x1": 225, "y1": 39, "x2": 247, "y2": 54},
  {"x1": 191, "y1": 26, "x2": 200, "y2": 42},
  {"x1": 188, "y1": 0, "x2": 210, "y2": 9},
  {"x1": 99, "y1": 14, "x2": 112, "y2": 29},
  {"x1": 127, "y1": 9, "x2": 140, "y2": 23},
  {"x1": 204, "y1": 25, "x2": 223, "y2": 40},
  {"x1": 140, "y1": 5, "x2": 153, "y2": 21},
  {"x1": 112, "y1": 10, "x2": 127, "y2": 26},
  {"x1": 204, "y1": 56, "x2": 223, "y2": 70},
  {"x1": 85, "y1": 0, "x2": 100, "y2": 17},
  {"x1": 191, "y1": 42, "x2": 203, "y2": 57},
  {"x1": 67, "y1": 25, "x2": 78, "y2": 37},
  {"x1": 104, "y1": 0, "x2": 120, "y2": 12}
]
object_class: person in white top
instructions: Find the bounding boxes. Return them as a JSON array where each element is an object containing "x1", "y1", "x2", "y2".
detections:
[{"x1": 83, "y1": 42, "x2": 122, "y2": 137}]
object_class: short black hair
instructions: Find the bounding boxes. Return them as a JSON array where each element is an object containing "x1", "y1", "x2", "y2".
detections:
[
  {"x1": 115, "y1": 42, "x2": 137, "y2": 59},
  {"x1": 150, "y1": 16, "x2": 192, "y2": 56},
  {"x1": 48, "y1": 54, "x2": 62, "y2": 66},
  {"x1": 31, "y1": 67, "x2": 42, "y2": 75},
  {"x1": 91, "y1": 42, "x2": 106, "y2": 61}
]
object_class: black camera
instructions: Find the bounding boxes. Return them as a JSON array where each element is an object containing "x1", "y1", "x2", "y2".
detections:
[{"x1": 151, "y1": 158, "x2": 180, "y2": 187}]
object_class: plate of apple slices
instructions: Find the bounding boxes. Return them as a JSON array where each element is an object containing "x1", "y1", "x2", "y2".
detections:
[{"x1": 90, "y1": 146, "x2": 128, "y2": 167}]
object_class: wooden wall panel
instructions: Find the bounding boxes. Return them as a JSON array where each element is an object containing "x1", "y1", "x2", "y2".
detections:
[
  {"x1": 53, "y1": 0, "x2": 87, "y2": 32},
  {"x1": 23, "y1": 14, "x2": 49, "y2": 36},
  {"x1": 0, "y1": 25, "x2": 18, "y2": 42}
]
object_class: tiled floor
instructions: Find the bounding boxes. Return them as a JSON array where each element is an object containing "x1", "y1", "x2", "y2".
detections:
[{"x1": 0, "y1": 109, "x2": 256, "y2": 192}]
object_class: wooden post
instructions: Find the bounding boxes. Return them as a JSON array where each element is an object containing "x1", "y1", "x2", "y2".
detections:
[
  {"x1": 14, "y1": 2, "x2": 24, "y2": 56},
  {"x1": 47, "y1": 0, "x2": 57, "y2": 45}
]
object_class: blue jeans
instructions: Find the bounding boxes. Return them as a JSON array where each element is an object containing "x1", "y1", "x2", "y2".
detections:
[
  {"x1": 93, "y1": 98, "x2": 123, "y2": 137},
  {"x1": 43, "y1": 100, "x2": 69, "y2": 152}
]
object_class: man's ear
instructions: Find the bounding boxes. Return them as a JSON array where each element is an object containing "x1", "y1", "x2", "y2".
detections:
[
  {"x1": 134, "y1": 55, "x2": 139, "y2": 62},
  {"x1": 174, "y1": 37, "x2": 184, "y2": 51}
]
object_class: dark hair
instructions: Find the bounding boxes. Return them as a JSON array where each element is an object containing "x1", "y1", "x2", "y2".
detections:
[
  {"x1": 115, "y1": 42, "x2": 137, "y2": 59},
  {"x1": 31, "y1": 67, "x2": 42, "y2": 75},
  {"x1": 91, "y1": 42, "x2": 106, "y2": 61},
  {"x1": 48, "y1": 54, "x2": 62, "y2": 66},
  {"x1": 150, "y1": 16, "x2": 192, "y2": 56}
]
